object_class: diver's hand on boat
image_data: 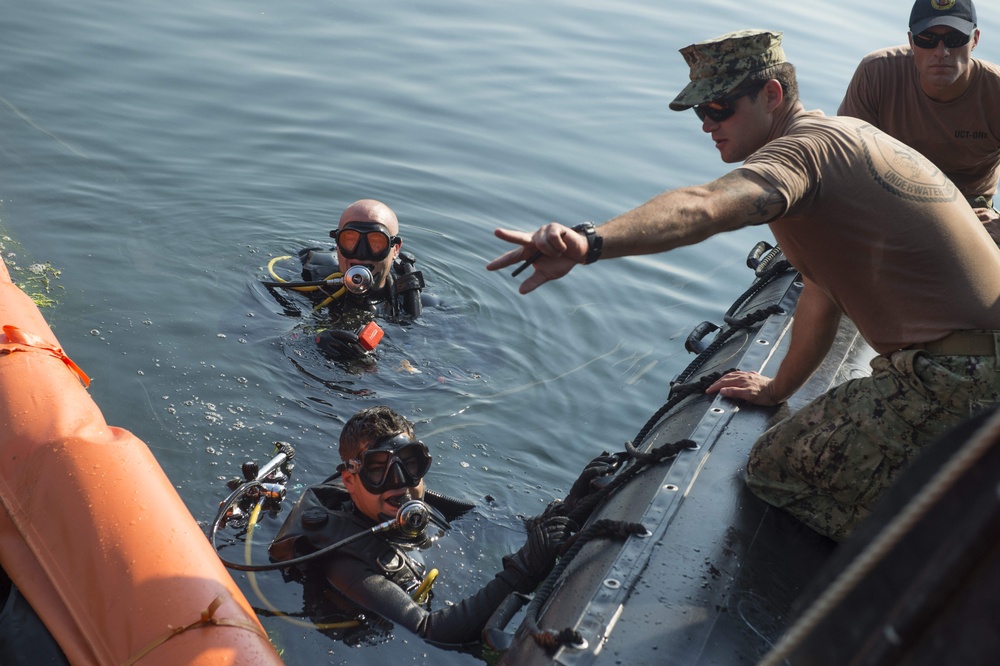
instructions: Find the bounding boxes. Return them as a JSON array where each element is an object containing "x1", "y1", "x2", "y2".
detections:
[
  {"x1": 487, "y1": 225, "x2": 584, "y2": 294},
  {"x1": 503, "y1": 516, "x2": 574, "y2": 585},
  {"x1": 315, "y1": 329, "x2": 367, "y2": 360},
  {"x1": 705, "y1": 370, "x2": 782, "y2": 406},
  {"x1": 565, "y1": 451, "x2": 619, "y2": 508}
]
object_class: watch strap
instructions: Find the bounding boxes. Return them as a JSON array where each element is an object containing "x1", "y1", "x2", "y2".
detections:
[{"x1": 571, "y1": 222, "x2": 603, "y2": 264}]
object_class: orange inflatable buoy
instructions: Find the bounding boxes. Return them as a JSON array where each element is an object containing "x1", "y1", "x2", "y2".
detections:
[{"x1": 0, "y1": 257, "x2": 284, "y2": 665}]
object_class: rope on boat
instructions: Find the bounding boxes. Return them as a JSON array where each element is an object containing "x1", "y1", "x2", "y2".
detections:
[
  {"x1": 628, "y1": 370, "x2": 736, "y2": 455},
  {"x1": 525, "y1": 519, "x2": 647, "y2": 652},
  {"x1": 524, "y1": 432, "x2": 702, "y2": 653},
  {"x1": 122, "y1": 594, "x2": 270, "y2": 666},
  {"x1": 520, "y1": 255, "x2": 798, "y2": 654},
  {"x1": 672, "y1": 253, "x2": 792, "y2": 389}
]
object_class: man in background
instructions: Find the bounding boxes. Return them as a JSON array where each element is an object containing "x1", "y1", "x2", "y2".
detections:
[{"x1": 839, "y1": 0, "x2": 1000, "y2": 242}]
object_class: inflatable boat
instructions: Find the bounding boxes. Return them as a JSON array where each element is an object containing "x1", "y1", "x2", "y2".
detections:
[
  {"x1": 481, "y1": 242, "x2": 1000, "y2": 665},
  {"x1": 0, "y1": 256, "x2": 284, "y2": 665}
]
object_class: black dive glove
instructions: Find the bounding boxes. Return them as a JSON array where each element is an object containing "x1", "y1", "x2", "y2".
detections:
[
  {"x1": 565, "y1": 451, "x2": 621, "y2": 510},
  {"x1": 315, "y1": 329, "x2": 367, "y2": 360},
  {"x1": 502, "y1": 515, "x2": 573, "y2": 588}
]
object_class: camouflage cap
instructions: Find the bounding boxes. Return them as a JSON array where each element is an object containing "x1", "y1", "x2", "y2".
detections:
[{"x1": 669, "y1": 30, "x2": 786, "y2": 111}]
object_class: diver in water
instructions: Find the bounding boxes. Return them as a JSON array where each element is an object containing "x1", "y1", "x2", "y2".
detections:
[
  {"x1": 268, "y1": 406, "x2": 578, "y2": 647},
  {"x1": 297, "y1": 199, "x2": 433, "y2": 361}
]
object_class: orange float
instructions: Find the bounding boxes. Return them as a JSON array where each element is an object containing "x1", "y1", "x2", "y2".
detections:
[{"x1": 0, "y1": 256, "x2": 284, "y2": 665}]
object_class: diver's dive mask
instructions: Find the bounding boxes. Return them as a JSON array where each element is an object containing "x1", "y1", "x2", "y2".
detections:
[
  {"x1": 341, "y1": 432, "x2": 432, "y2": 493},
  {"x1": 331, "y1": 222, "x2": 401, "y2": 261}
]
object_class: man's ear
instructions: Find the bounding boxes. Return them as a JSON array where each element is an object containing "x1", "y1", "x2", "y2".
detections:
[
  {"x1": 765, "y1": 79, "x2": 784, "y2": 111},
  {"x1": 342, "y1": 470, "x2": 358, "y2": 493}
]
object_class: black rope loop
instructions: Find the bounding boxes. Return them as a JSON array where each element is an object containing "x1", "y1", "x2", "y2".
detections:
[
  {"x1": 723, "y1": 302, "x2": 784, "y2": 328},
  {"x1": 532, "y1": 627, "x2": 585, "y2": 651},
  {"x1": 675, "y1": 255, "x2": 794, "y2": 388},
  {"x1": 527, "y1": 518, "x2": 646, "y2": 652},
  {"x1": 724, "y1": 257, "x2": 791, "y2": 319},
  {"x1": 624, "y1": 437, "x2": 695, "y2": 465},
  {"x1": 630, "y1": 370, "x2": 736, "y2": 451}
]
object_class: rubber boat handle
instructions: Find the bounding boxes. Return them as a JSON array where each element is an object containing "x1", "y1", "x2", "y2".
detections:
[{"x1": 685, "y1": 321, "x2": 720, "y2": 354}]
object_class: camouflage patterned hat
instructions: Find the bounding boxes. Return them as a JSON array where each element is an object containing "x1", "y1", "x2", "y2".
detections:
[{"x1": 669, "y1": 30, "x2": 786, "y2": 111}]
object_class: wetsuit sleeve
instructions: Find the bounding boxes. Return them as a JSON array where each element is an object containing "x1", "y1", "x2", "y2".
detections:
[{"x1": 325, "y1": 554, "x2": 534, "y2": 645}]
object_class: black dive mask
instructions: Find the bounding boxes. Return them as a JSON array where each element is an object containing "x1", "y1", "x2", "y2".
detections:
[
  {"x1": 341, "y1": 432, "x2": 431, "y2": 493},
  {"x1": 331, "y1": 222, "x2": 401, "y2": 261}
]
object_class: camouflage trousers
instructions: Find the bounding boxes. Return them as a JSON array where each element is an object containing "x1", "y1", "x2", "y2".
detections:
[{"x1": 746, "y1": 331, "x2": 1000, "y2": 541}]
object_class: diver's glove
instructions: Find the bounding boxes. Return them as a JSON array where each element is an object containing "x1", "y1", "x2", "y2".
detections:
[
  {"x1": 501, "y1": 515, "x2": 574, "y2": 590},
  {"x1": 315, "y1": 329, "x2": 367, "y2": 360},
  {"x1": 565, "y1": 451, "x2": 621, "y2": 510}
]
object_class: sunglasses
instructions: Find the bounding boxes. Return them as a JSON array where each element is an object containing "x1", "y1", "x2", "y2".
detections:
[
  {"x1": 331, "y1": 222, "x2": 400, "y2": 261},
  {"x1": 343, "y1": 433, "x2": 432, "y2": 494},
  {"x1": 693, "y1": 85, "x2": 762, "y2": 123},
  {"x1": 911, "y1": 30, "x2": 972, "y2": 50}
]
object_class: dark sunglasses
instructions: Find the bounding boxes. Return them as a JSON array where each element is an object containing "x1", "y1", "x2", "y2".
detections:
[
  {"x1": 343, "y1": 433, "x2": 432, "y2": 493},
  {"x1": 912, "y1": 30, "x2": 972, "y2": 49},
  {"x1": 693, "y1": 85, "x2": 762, "y2": 123},
  {"x1": 331, "y1": 222, "x2": 400, "y2": 261}
]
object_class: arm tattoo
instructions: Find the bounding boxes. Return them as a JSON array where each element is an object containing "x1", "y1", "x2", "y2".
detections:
[
  {"x1": 747, "y1": 185, "x2": 785, "y2": 224},
  {"x1": 717, "y1": 171, "x2": 785, "y2": 225}
]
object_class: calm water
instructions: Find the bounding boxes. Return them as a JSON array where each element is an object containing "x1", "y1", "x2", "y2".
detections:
[{"x1": 3, "y1": 1, "x2": 997, "y2": 663}]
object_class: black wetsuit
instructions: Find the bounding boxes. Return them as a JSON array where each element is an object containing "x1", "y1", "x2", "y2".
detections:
[
  {"x1": 269, "y1": 478, "x2": 536, "y2": 647},
  {"x1": 298, "y1": 248, "x2": 428, "y2": 323}
]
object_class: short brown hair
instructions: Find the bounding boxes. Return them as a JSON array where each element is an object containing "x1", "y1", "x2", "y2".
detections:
[
  {"x1": 338, "y1": 406, "x2": 415, "y2": 462},
  {"x1": 744, "y1": 62, "x2": 799, "y2": 106}
]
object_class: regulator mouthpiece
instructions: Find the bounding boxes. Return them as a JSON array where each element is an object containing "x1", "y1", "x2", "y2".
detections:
[
  {"x1": 395, "y1": 499, "x2": 430, "y2": 538},
  {"x1": 343, "y1": 265, "x2": 375, "y2": 295}
]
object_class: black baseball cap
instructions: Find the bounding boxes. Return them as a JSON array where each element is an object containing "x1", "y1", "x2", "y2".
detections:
[{"x1": 909, "y1": 0, "x2": 977, "y2": 35}]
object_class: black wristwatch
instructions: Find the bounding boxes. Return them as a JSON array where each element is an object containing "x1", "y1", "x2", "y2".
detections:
[{"x1": 572, "y1": 222, "x2": 603, "y2": 264}]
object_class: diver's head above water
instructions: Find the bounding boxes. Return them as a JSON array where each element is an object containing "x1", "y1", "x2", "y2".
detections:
[
  {"x1": 332, "y1": 199, "x2": 402, "y2": 289},
  {"x1": 337, "y1": 405, "x2": 430, "y2": 522}
]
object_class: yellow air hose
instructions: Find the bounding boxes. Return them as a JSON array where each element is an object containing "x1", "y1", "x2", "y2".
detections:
[
  {"x1": 411, "y1": 568, "x2": 439, "y2": 603},
  {"x1": 245, "y1": 500, "x2": 360, "y2": 630},
  {"x1": 266, "y1": 256, "x2": 345, "y2": 309}
]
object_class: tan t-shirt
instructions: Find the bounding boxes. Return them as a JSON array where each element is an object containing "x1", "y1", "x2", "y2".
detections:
[
  {"x1": 838, "y1": 46, "x2": 1000, "y2": 199},
  {"x1": 740, "y1": 111, "x2": 1000, "y2": 354}
]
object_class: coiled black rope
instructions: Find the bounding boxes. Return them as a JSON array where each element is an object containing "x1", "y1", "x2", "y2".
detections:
[
  {"x1": 628, "y1": 370, "x2": 736, "y2": 455},
  {"x1": 520, "y1": 435, "x2": 698, "y2": 652},
  {"x1": 725, "y1": 256, "x2": 791, "y2": 321},
  {"x1": 672, "y1": 262, "x2": 792, "y2": 391},
  {"x1": 526, "y1": 518, "x2": 648, "y2": 652}
]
